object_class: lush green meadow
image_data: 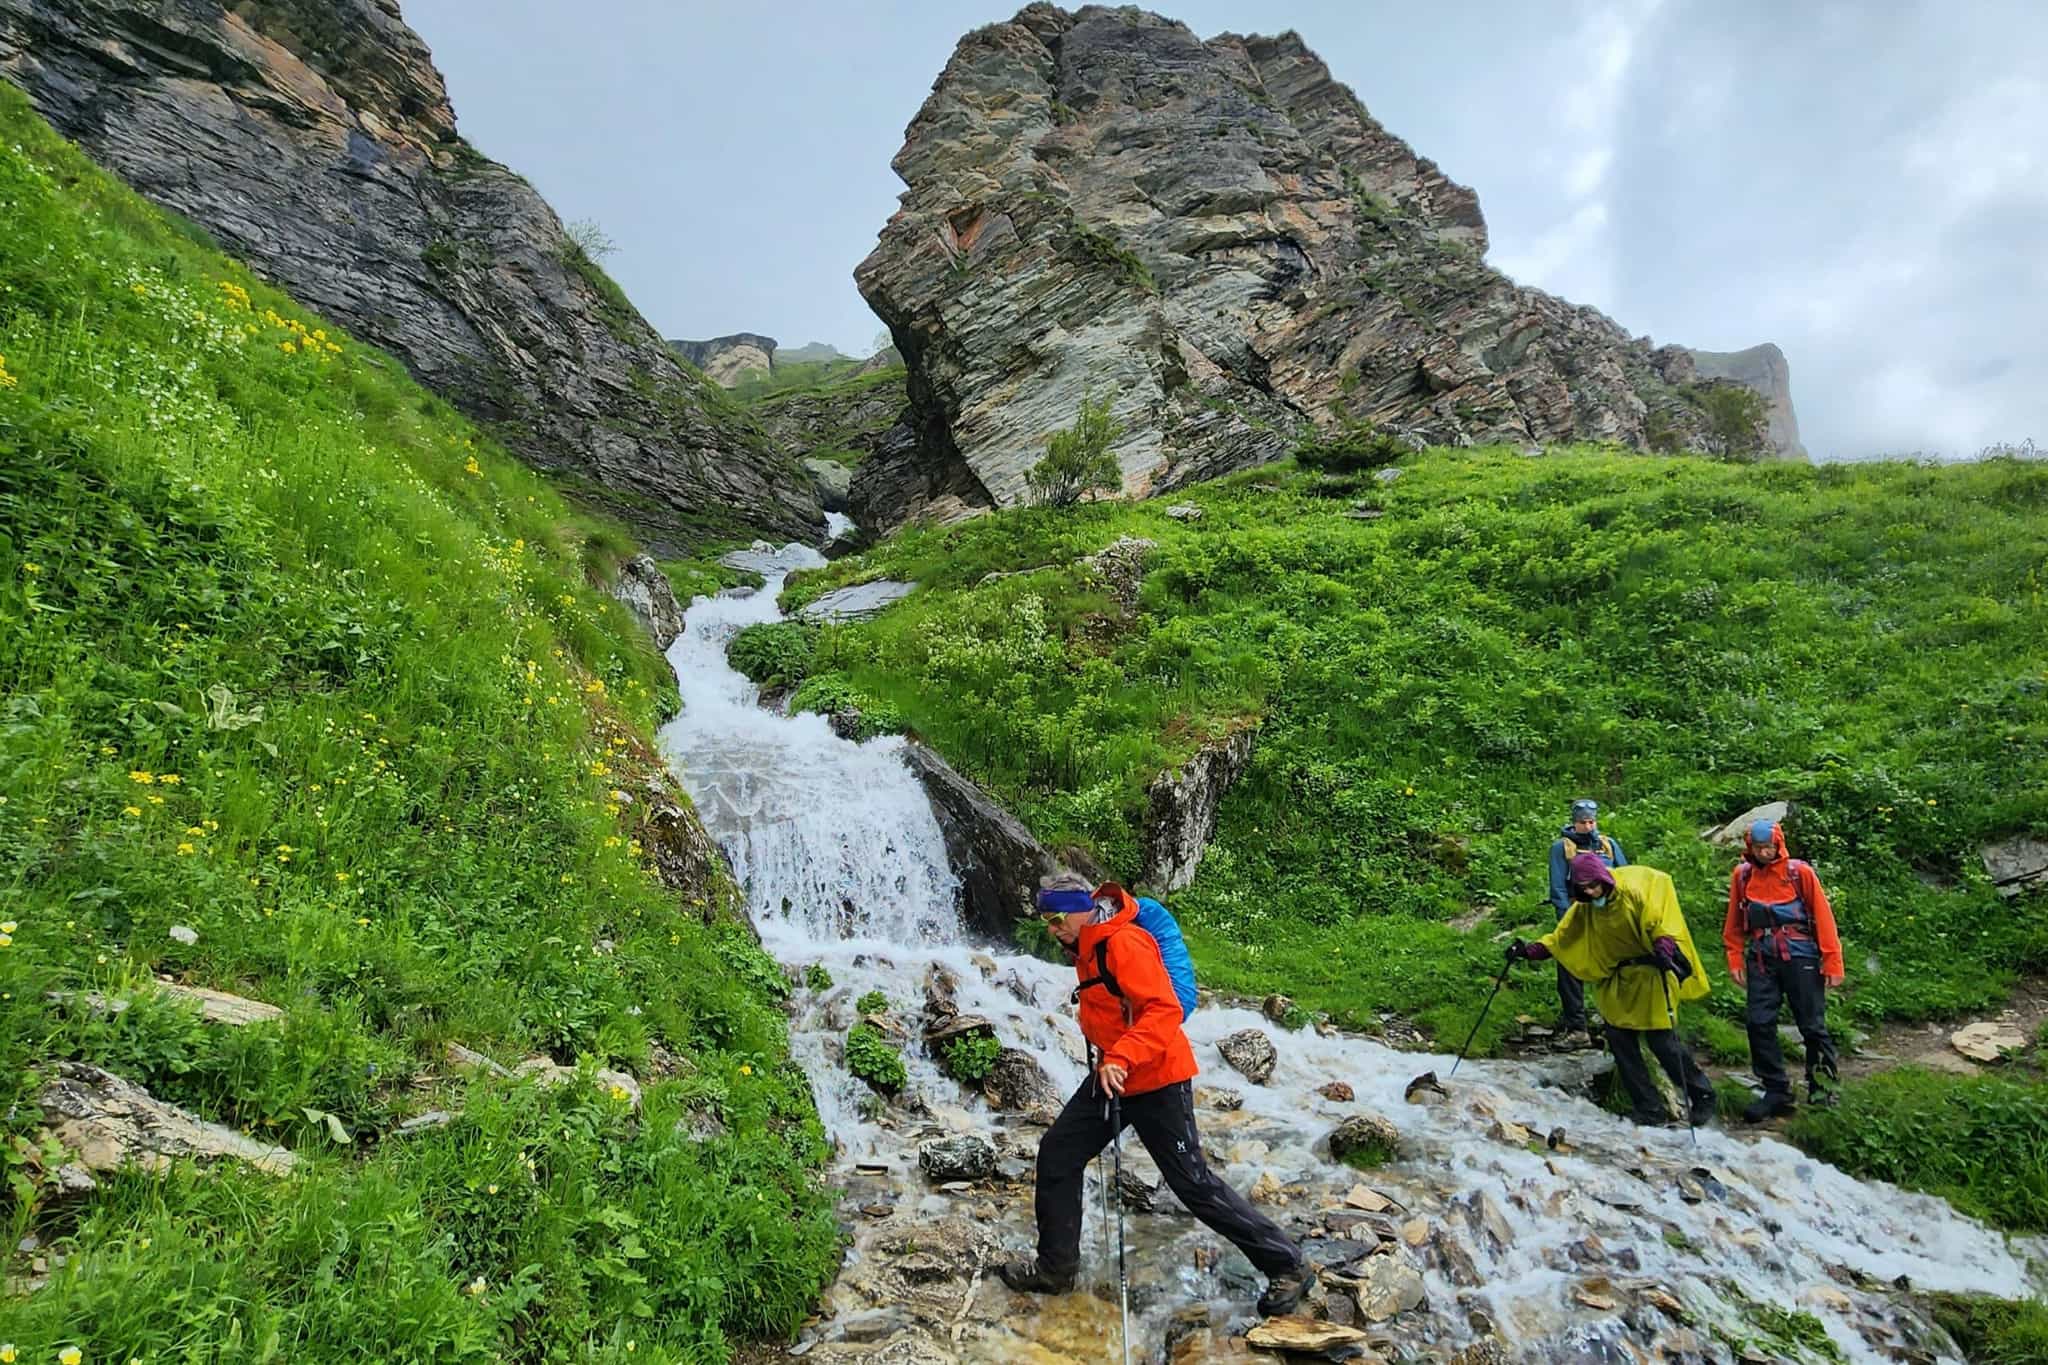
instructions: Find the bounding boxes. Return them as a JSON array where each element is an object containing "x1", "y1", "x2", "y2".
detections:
[{"x1": 0, "y1": 83, "x2": 832, "y2": 1362}]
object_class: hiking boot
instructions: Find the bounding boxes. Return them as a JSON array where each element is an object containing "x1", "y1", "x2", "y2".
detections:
[
  {"x1": 1256, "y1": 1264, "x2": 1315, "y2": 1317},
  {"x1": 996, "y1": 1259, "x2": 1074, "y2": 1295},
  {"x1": 1742, "y1": 1092, "x2": 1796, "y2": 1123}
]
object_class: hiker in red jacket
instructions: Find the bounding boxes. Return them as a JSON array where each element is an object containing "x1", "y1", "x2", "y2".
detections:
[
  {"x1": 997, "y1": 872, "x2": 1309, "y2": 1316},
  {"x1": 1722, "y1": 819, "x2": 1843, "y2": 1120}
]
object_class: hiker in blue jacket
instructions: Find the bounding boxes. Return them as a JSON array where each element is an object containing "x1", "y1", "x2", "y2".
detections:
[{"x1": 1545, "y1": 799, "x2": 1626, "y2": 1044}]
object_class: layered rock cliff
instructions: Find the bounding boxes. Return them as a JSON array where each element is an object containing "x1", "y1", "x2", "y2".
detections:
[
  {"x1": 1686, "y1": 343, "x2": 1806, "y2": 460},
  {"x1": 0, "y1": 0, "x2": 823, "y2": 551},
  {"x1": 854, "y1": 4, "x2": 1796, "y2": 531},
  {"x1": 672, "y1": 332, "x2": 778, "y2": 387}
]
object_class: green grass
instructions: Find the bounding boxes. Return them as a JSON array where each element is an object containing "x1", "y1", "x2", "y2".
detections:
[
  {"x1": 0, "y1": 82, "x2": 833, "y2": 1360},
  {"x1": 786, "y1": 447, "x2": 2048, "y2": 1053},
  {"x1": 1929, "y1": 1293, "x2": 2048, "y2": 1363},
  {"x1": 1787, "y1": 1068, "x2": 2048, "y2": 1231},
  {"x1": 727, "y1": 622, "x2": 818, "y2": 691}
]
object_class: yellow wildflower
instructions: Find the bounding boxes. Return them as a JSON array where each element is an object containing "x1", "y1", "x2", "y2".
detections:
[
  {"x1": 739, "y1": 1064, "x2": 753, "y2": 1076},
  {"x1": 280, "y1": 341, "x2": 297, "y2": 355},
  {"x1": 0, "y1": 1342, "x2": 13, "y2": 1362},
  {"x1": 159, "y1": 773, "x2": 181, "y2": 785},
  {"x1": 130, "y1": 281, "x2": 149, "y2": 296},
  {"x1": 335, "y1": 871, "x2": 350, "y2": 883},
  {"x1": 185, "y1": 825, "x2": 205, "y2": 836},
  {"x1": 486, "y1": 1183, "x2": 499, "y2": 1195},
  {"x1": 464, "y1": 457, "x2": 482, "y2": 476},
  {"x1": 60, "y1": 1347, "x2": 81, "y2": 1365},
  {"x1": 0, "y1": 922, "x2": 14, "y2": 934},
  {"x1": 0, "y1": 934, "x2": 11, "y2": 948},
  {"x1": 123, "y1": 806, "x2": 142, "y2": 818},
  {"x1": 147, "y1": 795, "x2": 164, "y2": 805},
  {"x1": 176, "y1": 842, "x2": 196, "y2": 855},
  {"x1": 130, "y1": 770, "x2": 155, "y2": 784},
  {"x1": 19, "y1": 562, "x2": 38, "y2": 575}
]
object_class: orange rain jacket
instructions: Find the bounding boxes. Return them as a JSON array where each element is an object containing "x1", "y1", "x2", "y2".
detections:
[
  {"x1": 1721, "y1": 823, "x2": 1844, "y2": 979},
  {"x1": 1073, "y1": 883, "x2": 1199, "y2": 1097}
]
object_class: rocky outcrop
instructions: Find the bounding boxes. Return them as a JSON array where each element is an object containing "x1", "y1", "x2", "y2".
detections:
[
  {"x1": 0, "y1": 0, "x2": 822, "y2": 553},
  {"x1": 803, "y1": 457, "x2": 852, "y2": 512},
  {"x1": 751, "y1": 365, "x2": 910, "y2": 467},
  {"x1": 38, "y1": 1062, "x2": 298, "y2": 1179},
  {"x1": 1981, "y1": 836, "x2": 2048, "y2": 899},
  {"x1": 1141, "y1": 728, "x2": 1255, "y2": 891},
  {"x1": 609, "y1": 554, "x2": 685, "y2": 649},
  {"x1": 852, "y1": 5, "x2": 1791, "y2": 531},
  {"x1": 903, "y1": 739, "x2": 1056, "y2": 940},
  {"x1": 848, "y1": 416, "x2": 997, "y2": 532},
  {"x1": 1686, "y1": 343, "x2": 1806, "y2": 459},
  {"x1": 671, "y1": 332, "x2": 777, "y2": 387}
]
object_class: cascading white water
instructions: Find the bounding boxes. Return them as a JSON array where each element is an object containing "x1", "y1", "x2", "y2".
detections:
[{"x1": 656, "y1": 540, "x2": 2041, "y2": 1364}]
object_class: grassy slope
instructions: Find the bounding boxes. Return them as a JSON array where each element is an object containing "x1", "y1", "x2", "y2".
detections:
[
  {"x1": 0, "y1": 84, "x2": 831, "y2": 1361},
  {"x1": 783, "y1": 450, "x2": 2048, "y2": 1056}
]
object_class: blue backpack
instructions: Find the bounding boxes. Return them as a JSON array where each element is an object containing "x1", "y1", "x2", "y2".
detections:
[{"x1": 1076, "y1": 892, "x2": 1200, "y2": 1022}]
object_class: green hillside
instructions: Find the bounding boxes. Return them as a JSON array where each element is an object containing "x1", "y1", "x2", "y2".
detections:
[
  {"x1": 0, "y1": 84, "x2": 831, "y2": 1362},
  {"x1": 778, "y1": 445, "x2": 2048, "y2": 1049}
]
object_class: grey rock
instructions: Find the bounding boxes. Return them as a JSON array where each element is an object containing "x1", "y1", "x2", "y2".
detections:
[
  {"x1": 1325, "y1": 1113, "x2": 1403, "y2": 1164},
  {"x1": 670, "y1": 333, "x2": 777, "y2": 386},
  {"x1": 902, "y1": 740, "x2": 1056, "y2": 940},
  {"x1": 981, "y1": 1047, "x2": 1061, "y2": 1116},
  {"x1": 851, "y1": 6, "x2": 1795, "y2": 533},
  {"x1": 916, "y1": 1134, "x2": 996, "y2": 1183},
  {"x1": 1705, "y1": 800, "x2": 1791, "y2": 846},
  {"x1": 609, "y1": 554, "x2": 685, "y2": 648},
  {"x1": 1164, "y1": 503, "x2": 1204, "y2": 521},
  {"x1": 803, "y1": 457, "x2": 853, "y2": 513},
  {"x1": 1081, "y1": 536, "x2": 1155, "y2": 614},
  {"x1": 756, "y1": 370, "x2": 910, "y2": 473},
  {"x1": 1982, "y1": 836, "x2": 2048, "y2": 898},
  {"x1": 1141, "y1": 728, "x2": 1256, "y2": 892},
  {"x1": 38, "y1": 1061, "x2": 298, "y2": 1176},
  {"x1": 1218, "y1": 1028, "x2": 1278, "y2": 1085},
  {"x1": 1687, "y1": 343, "x2": 1807, "y2": 459},
  {"x1": 796, "y1": 580, "x2": 917, "y2": 623},
  {"x1": 0, "y1": 0, "x2": 822, "y2": 553}
]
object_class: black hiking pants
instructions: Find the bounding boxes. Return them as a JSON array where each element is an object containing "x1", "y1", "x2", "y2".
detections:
[
  {"x1": 1606, "y1": 1023, "x2": 1715, "y2": 1125},
  {"x1": 1746, "y1": 952, "x2": 1838, "y2": 1100},
  {"x1": 1554, "y1": 904, "x2": 1588, "y2": 1029},
  {"x1": 1035, "y1": 1078, "x2": 1302, "y2": 1281}
]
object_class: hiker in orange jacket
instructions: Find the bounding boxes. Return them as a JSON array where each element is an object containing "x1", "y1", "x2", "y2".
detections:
[
  {"x1": 997, "y1": 872, "x2": 1309, "y2": 1316},
  {"x1": 1721, "y1": 819, "x2": 1843, "y2": 1121}
]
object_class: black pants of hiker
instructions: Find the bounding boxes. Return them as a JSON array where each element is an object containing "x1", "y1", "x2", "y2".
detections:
[
  {"x1": 1554, "y1": 905, "x2": 1588, "y2": 1029},
  {"x1": 1035, "y1": 1078, "x2": 1301, "y2": 1281},
  {"x1": 1606, "y1": 1023, "x2": 1715, "y2": 1125},
  {"x1": 1746, "y1": 952, "x2": 1838, "y2": 1099}
]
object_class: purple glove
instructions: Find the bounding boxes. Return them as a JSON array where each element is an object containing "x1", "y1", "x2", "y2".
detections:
[
  {"x1": 1506, "y1": 938, "x2": 1552, "y2": 965},
  {"x1": 1652, "y1": 935, "x2": 1691, "y2": 980}
]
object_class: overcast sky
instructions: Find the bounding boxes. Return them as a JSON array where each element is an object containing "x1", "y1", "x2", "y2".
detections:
[{"x1": 405, "y1": 0, "x2": 2045, "y2": 461}]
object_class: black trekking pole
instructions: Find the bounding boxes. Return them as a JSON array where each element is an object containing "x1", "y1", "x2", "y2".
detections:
[
  {"x1": 1107, "y1": 1090, "x2": 1131, "y2": 1365},
  {"x1": 1449, "y1": 958, "x2": 1514, "y2": 1079},
  {"x1": 1661, "y1": 970, "x2": 1699, "y2": 1148}
]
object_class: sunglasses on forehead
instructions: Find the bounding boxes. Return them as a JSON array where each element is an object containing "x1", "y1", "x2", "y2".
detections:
[{"x1": 1032, "y1": 889, "x2": 1096, "y2": 917}]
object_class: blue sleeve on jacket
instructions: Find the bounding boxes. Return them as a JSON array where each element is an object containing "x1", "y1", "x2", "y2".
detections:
[
  {"x1": 1608, "y1": 837, "x2": 1627, "y2": 868},
  {"x1": 1548, "y1": 839, "x2": 1571, "y2": 912}
]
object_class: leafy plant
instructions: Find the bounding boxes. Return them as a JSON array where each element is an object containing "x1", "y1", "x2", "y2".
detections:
[
  {"x1": 1294, "y1": 424, "x2": 1410, "y2": 475},
  {"x1": 855, "y1": 989, "x2": 888, "y2": 1016},
  {"x1": 729, "y1": 621, "x2": 817, "y2": 690},
  {"x1": 1028, "y1": 395, "x2": 1124, "y2": 508},
  {"x1": 1929, "y1": 1293, "x2": 2048, "y2": 1364},
  {"x1": 805, "y1": 963, "x2": 833, "y2": 991},
  {"x1": 939, "y1": 1032, "x2": 1002, "y2": 1083},
  {"x1": 845, "y1": 1023, "x2": 906, "y2": 1095}
]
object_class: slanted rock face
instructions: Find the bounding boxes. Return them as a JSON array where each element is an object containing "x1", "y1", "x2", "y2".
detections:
[
  {"x1": 1686, "y1": 343, "x2": 1806, "y2": 459},
  {"x1": 853, "y1": 4, "x2": 1792, "y2": 532},
  {"x1": 0, "y1": 0, "x2": 823, "y2": 553},
  {"x1": 609, "y1": 554, "x2": 685, "y2": 649},
  {"x1": 671, "y1": 333, "x2": 778, "y2": 387}
]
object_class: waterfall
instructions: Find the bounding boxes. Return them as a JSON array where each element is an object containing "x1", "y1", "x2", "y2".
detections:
[{"x1": 655, "y1": 540, "x2": 2039, "y2": 1364}]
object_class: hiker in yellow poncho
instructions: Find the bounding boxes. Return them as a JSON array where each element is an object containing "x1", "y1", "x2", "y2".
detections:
[{"x1": 1507, "y1": 853, "x2": 1717, "y2": 1128}]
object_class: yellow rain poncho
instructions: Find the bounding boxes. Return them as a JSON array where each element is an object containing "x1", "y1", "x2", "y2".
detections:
[{"x1": 1540, "y1": 864, "x2": 1709, "y2": 1030}]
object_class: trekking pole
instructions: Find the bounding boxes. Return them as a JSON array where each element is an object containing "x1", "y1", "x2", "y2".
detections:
[
  {"x1": 1449, "y1": 958, "x2": 1514, "y2": 1078},
  {"x1": 1661, "y1": 971, "x2": 1699, "y2": 1148},
  {"x1": 1109, "y1": 1093, "x2": 1131, "y2": 1365}
]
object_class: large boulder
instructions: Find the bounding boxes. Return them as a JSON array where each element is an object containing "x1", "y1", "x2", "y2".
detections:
[
  {"x1": 901, "y1": 740, "x2": 1055, "y2": 940},
  {"x1": 609, "y1": 554, "x2": 686, "y2": 648},
  {"x1": 1703, "y1": 800, "x2": 1790, "y2": 846},
  {"x1": 982, "y1": 1047, "x2": 1062, "y2": 1115},
  {"x1": 851, "y1": 6, "x2": 1794, "y2": 532},
  {"x1": 1217, "y1": 1028, "x2": 1278, "y2": 1085},
  {"x1": 1982, "y1": 836, "x2": 2048, "y2": 898},
  {"x1": 917, "y1": 1134, "x2": 996, "y2": 1183},
  {"x1": 0, "y1": 0, "x2": 823, "y2": 553},
  {"x1": 1141, "y1": 728, "x2": 1256, "y2": 892}
]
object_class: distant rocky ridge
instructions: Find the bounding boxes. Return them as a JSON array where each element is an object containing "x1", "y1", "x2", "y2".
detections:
[
  {"x1": 1686, "y1": 343, "x2": 1806, "y2": 460},
  {"x1": 0, "y1": 0, "x2": 822, "y2": 552},
  {"x1": 853, "y1": 4, "x2": 1801, "y2": 532},
  {"x1": 672, "y1": 332, "x2": 778, "y2": 386}
]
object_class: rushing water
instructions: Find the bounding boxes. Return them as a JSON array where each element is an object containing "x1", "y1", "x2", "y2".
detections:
[{"x1": 656, "y1": 540, "x2": 2041, "y2": 1364}]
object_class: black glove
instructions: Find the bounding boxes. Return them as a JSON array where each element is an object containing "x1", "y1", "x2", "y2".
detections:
[
  {"x1": 1505, "y1": 938, "x2": 1550, "y2": 965},
  {"x1": 1652, "y1": 936, "x2": 1691, "y2": 981}
]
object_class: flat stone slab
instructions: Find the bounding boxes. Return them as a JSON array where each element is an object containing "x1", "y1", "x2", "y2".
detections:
[
  {"x1": 50, "y1": 981, "x2": 283, "y2": 1027},
  {"x1": 797, "y1": 579, "x2": 916, "y2": 622},
  {"x1": 38, "y1": 1061, "x2": 297, "y2": 1177}
]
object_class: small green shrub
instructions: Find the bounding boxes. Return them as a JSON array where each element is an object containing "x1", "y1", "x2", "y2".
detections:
[
  {"x1": 855, "y1": 989, "x2": 888, "y2": 1016},
  {"x1": 1788, "y1": 1069, "x2": 2048, "y2": 1231},
  {"x1": 1294, "y1": 425, "x2": 1410, "y2": 475},
  {"x1": 940, "y1": 1032, "x2": 1002, "y2": 1083},
  {"x1": 805, "y1": 962, "x2": 833, "y2": 991},
  {"x1": 1929, "y1": 1293, "x2": 2048, "y2": 1364},
  {"x1": 789, "y1": 676, "x2": 905, "y2": 740},
  {"x1": 1028, "y1": 395, "x2": 1124, "y2": 508},
  {"x1": 729, "y1": 621, "x2": 817, "y2": 689},
  {"x1": 845, "y1": 1023, "x2": 906, "y2": 1095}
]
